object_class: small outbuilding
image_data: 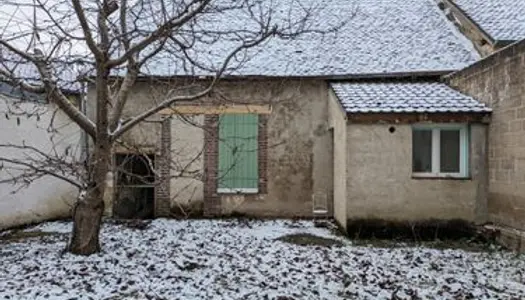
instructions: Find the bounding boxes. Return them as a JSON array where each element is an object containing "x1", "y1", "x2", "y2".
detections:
[{"x1": 329, "y1": 80, "x2": 492, "y2": 236}]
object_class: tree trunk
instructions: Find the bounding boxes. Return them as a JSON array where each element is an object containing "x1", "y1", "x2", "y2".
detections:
[
  {"x1": 68, "y1": 136, "x2": 111, "y2": 255},
  {"x1": 68, "y1": 64, "x2": 112, "y2": 255},
  {"x1": 68, "y1": 186, "x2": 105, "y2": 255}
]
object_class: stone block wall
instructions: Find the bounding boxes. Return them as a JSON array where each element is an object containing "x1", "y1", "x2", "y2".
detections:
[{"x1": 448, "y1": 39, "x2": 525, "y2": 230}]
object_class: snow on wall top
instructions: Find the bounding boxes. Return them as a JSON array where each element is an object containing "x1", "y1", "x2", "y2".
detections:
[
  {"x1": 452, "y1": 0, "x2": 525, "y2": 42},
  {"x1": 140, "y1": 0, "x2": 480, "y2": 77},
  {"x1": 331, "y1": 81, "x2": 492, "y2": 113}
]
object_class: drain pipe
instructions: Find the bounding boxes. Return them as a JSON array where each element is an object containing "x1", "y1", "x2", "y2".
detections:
[{"x1": 80, "y1": 80, "x2": 90, "y2": 164}]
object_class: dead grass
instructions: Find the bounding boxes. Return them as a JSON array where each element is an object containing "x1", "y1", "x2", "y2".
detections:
[
  {"x1": 276, "y1": 233, "x2": 344, "y2": 247},
  {"x1": 0, "y1": 230, "x2": 66, "y2": 243},
  {"x1": 351, "y1": 238, "x2": 502, "y2": 252}
]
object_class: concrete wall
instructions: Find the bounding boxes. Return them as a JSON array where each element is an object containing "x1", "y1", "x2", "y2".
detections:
[
  {"x1": 448, "y1": 40, "x2": 525, "y2": 230},
  {"x1": 329, "y1": 90, "x2": 347, "y2": 229},
  {"x1": 0, "y1": 96, "x2": 80, "y2": 230},
  {"x1": 345, "y1": 123, "x2": 488, "y2": 224},
  {"x1": 87, "y1": 78, "x2": 333, "y2": 217}
]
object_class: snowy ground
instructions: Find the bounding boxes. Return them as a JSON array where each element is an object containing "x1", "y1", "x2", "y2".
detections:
[{"x1": 0, "y1": 219, "x2": 524, "y2": 300}]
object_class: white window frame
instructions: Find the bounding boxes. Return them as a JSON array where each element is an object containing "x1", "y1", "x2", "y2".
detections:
[{"x1": 412, "y1": 123, "x2": 469, "y2": 178}]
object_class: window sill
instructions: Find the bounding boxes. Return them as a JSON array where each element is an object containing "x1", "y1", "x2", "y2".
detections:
[
  {"x1": 411, "y1": 175, "x2": 471, "y2": 181},
  {"x1": 217, "y1": 188, "x2": 259, "y2": 194}
]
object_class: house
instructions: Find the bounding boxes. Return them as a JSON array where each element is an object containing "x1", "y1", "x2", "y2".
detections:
[
  {"x1": 0, "y1": 81, "x2": 82, "y2": 230},
  {"x1": 329, "y1": 80, "x2": 491, "y2": 236},
  {"x1": 88, "y1": 0, "x2": 498, "y2": 236},
  {"x1": 2, "y1": 0, "x2": 523, "y2": 249}
]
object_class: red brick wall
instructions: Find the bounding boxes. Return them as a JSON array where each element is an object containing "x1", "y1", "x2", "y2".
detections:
[
  {"x1": 203, "y1": 115, "x2": 220, "y2": 216},
  {"x1": 257, "y1": 116, "x2": 268, "y2": 194},
  {"x1": 155, "y1": 117, "x2": 172, "y2": 217},
  {"x1": 448, "y1": 40, "x2": 525, "y2": 230}
]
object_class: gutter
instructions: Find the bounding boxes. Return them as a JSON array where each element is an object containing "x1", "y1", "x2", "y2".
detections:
[{"x1": 124, "y1": 70, "x2": 454, "y2": 82}]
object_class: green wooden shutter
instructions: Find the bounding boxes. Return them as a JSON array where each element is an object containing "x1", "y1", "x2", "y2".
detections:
[{"x1": 218, "y1": 114, "x2": 259, "y2": 192}]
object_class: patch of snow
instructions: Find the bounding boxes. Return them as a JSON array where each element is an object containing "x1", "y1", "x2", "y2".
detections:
[
  {"x1": 27, "y1": 221, "x2": 73, "y2": 234},
  {"x1": 0, "y1": 219, "x2": 523, "y2": 299}
]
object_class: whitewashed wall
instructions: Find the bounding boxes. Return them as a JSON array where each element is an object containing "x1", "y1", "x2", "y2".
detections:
[{"x1": 0, "y1": 94, "x2": 82, "y2": 230}]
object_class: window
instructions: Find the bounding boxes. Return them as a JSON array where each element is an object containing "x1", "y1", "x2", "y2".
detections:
[
  {"x1": 218, "y1": 114, "x2": 259, "y2": 193},
  {"x1": 412, "y1": 124, "x2": 469, "y2": 178}
]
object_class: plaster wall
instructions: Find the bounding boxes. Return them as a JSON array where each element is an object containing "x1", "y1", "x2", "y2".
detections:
[
  {"x1": 345, "y1": 123, "x2": 488, "y2": 223},
  {"x1": 87, "y1": 79, "x2": 333, "y2": 217},
  {"x1": 0, "y1": 96, "x2": 80, "y2": 229}
]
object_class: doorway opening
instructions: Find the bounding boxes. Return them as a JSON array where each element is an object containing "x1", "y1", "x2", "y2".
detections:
[{"x1": 113, "y1": 153, "x2": 156, "y2": 219}]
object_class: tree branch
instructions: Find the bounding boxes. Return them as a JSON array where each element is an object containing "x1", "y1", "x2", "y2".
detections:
[
  {"x1": 111, "y1": 29, "x2": 276, "y2": 140},
  {"x1": 71, "y1": 0, "x2": 102, "y2": 59},
  {"x1": 106, "y1": 0, "x2": 211, "y2": 68}
]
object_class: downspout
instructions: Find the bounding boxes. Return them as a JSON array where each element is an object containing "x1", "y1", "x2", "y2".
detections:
[{"x1": 80, "y1": 81, "x2": 90, "y2": 163}]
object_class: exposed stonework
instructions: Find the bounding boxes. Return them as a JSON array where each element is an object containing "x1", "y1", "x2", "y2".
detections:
[
  {"x1": 485, "y1": 225, "x2": 525, "y2": 253},
  {"x1": 439, "y1": 0, "x2": 507, "y2": 57},
  {"x1": 447, "y1": 39, "x2": 525, "y2": 231}
]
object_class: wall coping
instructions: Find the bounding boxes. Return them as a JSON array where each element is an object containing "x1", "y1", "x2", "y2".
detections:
[
  {"x1": 346, "y1": 112, "x2": 491, "y2": 124},
  {"x1": 445, "y1": 39, "x2": 525, "y2": 82}
]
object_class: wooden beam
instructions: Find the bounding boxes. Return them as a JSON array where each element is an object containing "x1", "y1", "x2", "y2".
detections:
[{"x1": 158, "y1": 104, "x2": 272, "y2": 115}]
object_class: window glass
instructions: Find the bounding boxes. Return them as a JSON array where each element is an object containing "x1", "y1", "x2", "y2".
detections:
[
  {"x1": 412, "y1": 130, "x2": 432, "y2": 173},
  {"x1": 440, "y1": 130, "x2": 460, "y2": 173}
]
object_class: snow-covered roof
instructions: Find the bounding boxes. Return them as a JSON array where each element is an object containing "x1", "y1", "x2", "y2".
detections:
[
  {"x1": 0, "y1": 56, "x2": 84, "y2": 93},
  {"x1": 0, "y1": 81, "x2": 46, "y2": 102},
  {"x1": 139, "y1": 0, "x2": 479, "y2": 77},
  {"x1": 331, "y1": 81, "x2": 492, "y2": 113},
  {"x1": 452, "y1": 0, "x2": 525, "y2": 42}
]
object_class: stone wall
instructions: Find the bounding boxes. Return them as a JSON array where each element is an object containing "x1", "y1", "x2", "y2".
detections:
[
  {"x1": 345, "y1": 123, "x2": 488, "y2": 224},
  {"x1": 448, "y1": 39, "x2": 525, "y2": 230}
]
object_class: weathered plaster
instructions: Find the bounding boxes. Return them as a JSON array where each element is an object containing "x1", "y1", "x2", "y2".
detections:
[
  {"x1": 329, "y1": 89, "x2": 347, "y2": 229},
  {"x1": 169, "y1": 114, "x2": 204, "y2": 214},
  {"x1": 0, "y1": 97, "x2": 80, "y2": 230},
  {"x1": 345, "y1": 123, "x2": 488, "y2": 223},
  {"x1": 88, "y1": 79, "x2": 333, "y2": 217}
]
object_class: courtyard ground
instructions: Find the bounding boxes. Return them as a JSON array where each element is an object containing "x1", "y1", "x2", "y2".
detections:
[{"x1": 0, "y1": 219, "x2": 524, "y2": 299}]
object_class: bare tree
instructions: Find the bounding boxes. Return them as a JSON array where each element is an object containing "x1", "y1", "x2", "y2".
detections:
[{"x1": 0, "y1": 0, "x2": 343, "y2": 255}]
